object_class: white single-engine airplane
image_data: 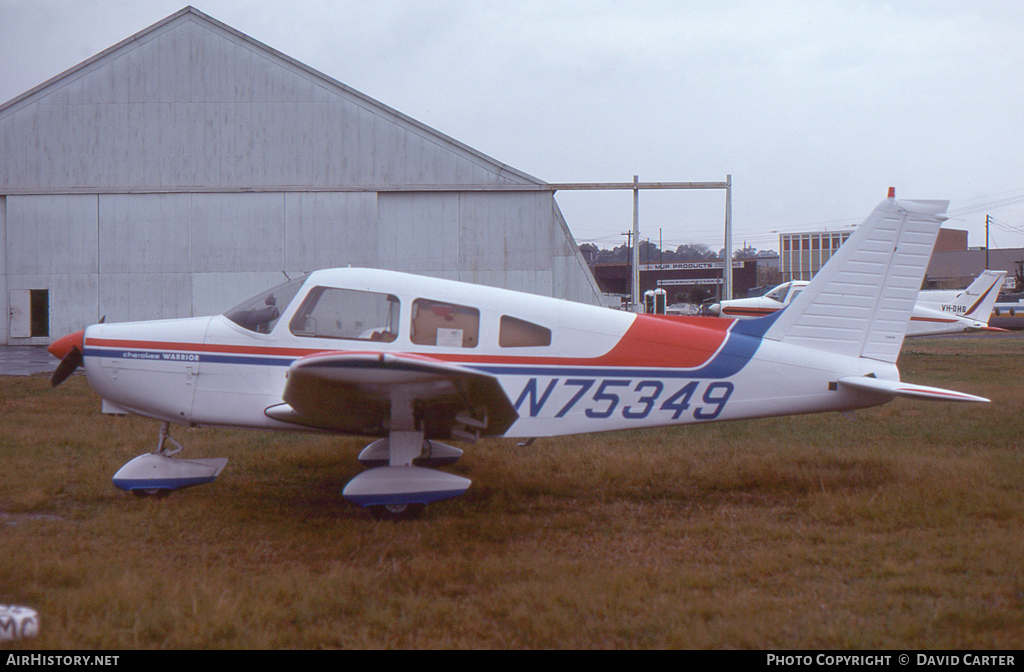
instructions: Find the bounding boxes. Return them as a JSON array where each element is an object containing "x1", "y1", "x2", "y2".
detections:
[
  {"x1": 709, "y1": 270, "x2": 1007, "y2": 338},
  {"x1": 48, "y1": 193, "x2": 989, "y2": 519}
]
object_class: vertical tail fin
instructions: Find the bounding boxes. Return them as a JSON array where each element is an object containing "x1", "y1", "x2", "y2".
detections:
[
  {"x1": 951, "y1": 269, "x2": 1006, "y2": 321},
  {"x1": 763, "y1": 194, "x2": 948, "y2": 363}
]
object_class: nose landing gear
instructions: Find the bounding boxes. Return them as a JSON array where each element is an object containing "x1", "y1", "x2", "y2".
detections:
[{"x1": 112, "y1": 422, "x2": 228, "y2": 497}]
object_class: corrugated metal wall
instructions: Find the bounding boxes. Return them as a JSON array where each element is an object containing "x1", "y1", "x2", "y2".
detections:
[
  {"x1": 0, "y1": 197, "x2": 6, "y2": 336},
  {"x1": 0, "y1": 8, "x2": 601, "y2": 343},
  {"x1": 4, "y1": 189, "x2": 598, "y2": 339}
]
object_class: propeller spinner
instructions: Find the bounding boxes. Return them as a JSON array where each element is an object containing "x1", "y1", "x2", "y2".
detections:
[{"x1": 48, "y1": 330, "x2": 85, "y2": 387}]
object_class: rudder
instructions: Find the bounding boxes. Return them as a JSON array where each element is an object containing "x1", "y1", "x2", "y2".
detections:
[{"x1": 762, "y1": 194, "x2": 948, "y2": 364}]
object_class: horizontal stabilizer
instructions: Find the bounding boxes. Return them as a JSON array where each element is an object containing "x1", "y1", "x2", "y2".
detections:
[{"x1": 838, "y1": 376, "x2": 989, "y2": 403}]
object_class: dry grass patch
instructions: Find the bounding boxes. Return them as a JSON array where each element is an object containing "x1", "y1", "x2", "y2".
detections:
[{"x1": 1, "y1": 334, "x2": 1022, "y2": 648}]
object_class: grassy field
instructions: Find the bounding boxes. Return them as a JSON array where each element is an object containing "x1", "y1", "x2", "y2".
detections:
[{"x1": 1, "y1": 335, "x2": 1022, "y2": 649}]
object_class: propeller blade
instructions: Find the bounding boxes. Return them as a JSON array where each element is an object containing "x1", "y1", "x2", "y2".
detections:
[
  {"x1": 51, "y1": 346, "x2": 83, "y2": 387},
  {"x1": 48, "y1": 329, "x2": 87, "y2": 387}
]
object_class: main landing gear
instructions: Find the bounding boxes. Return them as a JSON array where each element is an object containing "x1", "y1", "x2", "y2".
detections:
[
  {"x1": 341, "y1": 394, "x2": 476, "y2": 520},
  {"x1": 342, "y1": 431, "x2": 471, "y2": 521},
  {"x1": 111, "y1": 422, "x2": 228, "y2": 498}
]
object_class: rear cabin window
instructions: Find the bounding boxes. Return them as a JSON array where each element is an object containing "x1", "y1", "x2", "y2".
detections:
[
  {"x1": 499, "y1": 316, "x2": 552, "y2": 348},
  {"x1": 289, "y1": 287, "x2": 400, "y2": 342},
  {"x1": 411, "y1": 299, "x2": 479, "y2": 348}
]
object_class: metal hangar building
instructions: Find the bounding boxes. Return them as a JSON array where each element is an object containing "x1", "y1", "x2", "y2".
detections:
[{"x1": 0, "y1": 6, "x2": 601, "y2": 344}]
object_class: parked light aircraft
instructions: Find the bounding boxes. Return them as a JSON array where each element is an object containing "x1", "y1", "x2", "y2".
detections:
[
  {"x1": 708, "y1": 270, "x2": 1007, "y2": 337},
  {"x1": 48, "y1": 193, "x2": 989, "y2": 519}
]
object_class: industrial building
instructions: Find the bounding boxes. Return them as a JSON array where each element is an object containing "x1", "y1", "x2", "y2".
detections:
[
  {"x1": 780, "y1": 226, "x2": 1022, "y2": 292},
  {"x1": 779, "y1": 230, "x2": 852, "y2": 282},
  {"x1": 926, "y1": 245, "x2": 1023, "y2": 290},
  {"x1": 0, "y1": 6, "x2": 601, "y2": 344}
]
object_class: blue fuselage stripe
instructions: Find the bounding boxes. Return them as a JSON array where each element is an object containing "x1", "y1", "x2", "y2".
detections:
[
  {"x1": 84, "y1": 325, "x2": 766, "y2": 380},
  {"x1": 84, "y1": 348, "x2": 294, "y2": 367}
]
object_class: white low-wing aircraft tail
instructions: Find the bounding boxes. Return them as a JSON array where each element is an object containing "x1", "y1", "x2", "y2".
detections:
[
  {"x1": 46, "y1": 190, "x2": 989, "y2": 518},
  {"x1": 908, "y1": 269, "x2": 1007, "y2": 337},
  {"x1": 763, "y1": 194, "x2": 949, "y2": 363},
  {"x1": 748, "y1": 193, "x2": 987, "y2": 404}
]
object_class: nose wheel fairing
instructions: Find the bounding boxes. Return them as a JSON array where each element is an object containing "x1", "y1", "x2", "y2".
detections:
[
  {"x1": 112, "y1": 453, "x2": 229, "y2": 493},
  {"x1": 111, "y1": 422, "x2": 229, "y2": 495}
]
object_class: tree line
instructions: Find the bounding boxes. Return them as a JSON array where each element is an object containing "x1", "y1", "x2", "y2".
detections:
[{"x1": 578, "y1": 241, "x2": 776, "y2": 265}]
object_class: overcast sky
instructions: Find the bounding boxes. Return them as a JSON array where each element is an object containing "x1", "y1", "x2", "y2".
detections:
[{"x1": 2, "y1": 0, "x2": 1023, "y2": 254}]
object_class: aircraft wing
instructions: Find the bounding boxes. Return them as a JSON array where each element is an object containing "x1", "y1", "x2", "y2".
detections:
[
  {"x1": 265, "y1": 352, "x2": 519, "y2": 439},
  {"x1": 838, "y1": 376, "x2": 989, "y2": 403}
]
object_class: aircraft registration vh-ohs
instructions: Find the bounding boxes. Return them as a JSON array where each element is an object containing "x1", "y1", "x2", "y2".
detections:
[
  {"x1": 47, "y1": 191, "x2": 990, "y2": 519},
  {"x1": 708, "y1": 270, "x2": 1007, "y2": 338}
]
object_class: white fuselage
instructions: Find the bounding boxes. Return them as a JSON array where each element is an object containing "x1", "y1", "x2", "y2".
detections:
[{"x1": 81, "y1": 269, "x2": 897, "y2": 439}]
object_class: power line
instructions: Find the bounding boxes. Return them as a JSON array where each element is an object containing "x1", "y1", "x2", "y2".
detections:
[
  {"x1": 989, "y1": 216, "x2": 1024, "y2": 234},
  {"x1": 949, "y1": 193, "x2": 1024, "y2": 217}
]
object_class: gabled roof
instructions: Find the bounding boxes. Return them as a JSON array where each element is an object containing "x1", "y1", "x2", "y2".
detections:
[{"x1": 0, "y1": 5, "x2": 543, "y2": 188}]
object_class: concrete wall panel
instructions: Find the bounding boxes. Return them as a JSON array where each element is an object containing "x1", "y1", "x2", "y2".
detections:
[
  {"x1": 459, "y1": 192, "x2": 552, "y2": 275},
  {"x1": 377, "y1": 193, "x2": 460, "y2": 274},
  {"x1": 99, "y1": 193, "x2": 192, "y2": 273},
  {"x1": 7, "y1": 195, "x2": 98, "y2": 275},
  {"x1": 98, "y1": 272, "x2": 191, "y2": 324},
  {"x1": 190, "y1": 193, "x2": 284, "y2": 272},
  {"x1": 283, "y1": 192, "x2": 378, "y2": 271}
]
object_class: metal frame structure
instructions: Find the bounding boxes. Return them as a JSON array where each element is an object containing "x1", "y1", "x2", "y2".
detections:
[{"x1": 544, "y1": 176, "x2": 733, "y2": 311}]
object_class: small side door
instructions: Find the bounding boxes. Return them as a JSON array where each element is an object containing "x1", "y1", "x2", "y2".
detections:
[{"x1": 9, "y1": 290, "x2": 30, "y2": 338}]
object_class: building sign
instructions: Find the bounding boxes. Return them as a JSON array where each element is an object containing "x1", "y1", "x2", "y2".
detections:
[
  {"x1": 640, "y1": 261, "x2": 745, "y2": 271},
  {"x1": 657, "y1": 278, "x2": 723, "y2": 287}
]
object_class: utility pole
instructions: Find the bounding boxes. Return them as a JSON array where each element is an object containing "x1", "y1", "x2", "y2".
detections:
[
  {"x1": 723, "y1": 174, "x2": 733, "y2": 301},
  {"x1": 986, "y1": 214, "x2": 991, "y2": 269},
  {"x1": 632, "y1": 175, "x2": 640, "y2": 312},
  {"x1": 621, "y1": 230, "x2": 633, "y2": 304}
]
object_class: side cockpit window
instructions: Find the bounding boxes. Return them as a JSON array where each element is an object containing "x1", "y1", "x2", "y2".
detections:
[
  {"x1": 225, "y1": 276, "x2": 307, "y2": 334},
  {"x1": 499, "y1": 315, "x2": 551, "y2": 348},
  {"x1": 411, "y1": 299, "x2": 479, "y2": 348},
  {"x1": 290, "y1": 287, "x2": 400, "y2": 342}
]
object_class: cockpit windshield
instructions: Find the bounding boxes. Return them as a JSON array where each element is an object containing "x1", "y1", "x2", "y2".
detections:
[
  {"x1": 224, "y1": 275, "x2": 307, "y2": 333},
  {"x1": 765, "y1": 283, "x2": 791, "y2": 303}
]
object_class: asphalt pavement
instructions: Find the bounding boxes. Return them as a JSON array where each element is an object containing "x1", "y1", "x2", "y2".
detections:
[{"x1": 0, "y1": 346, "x2": 59, "y2": 376}]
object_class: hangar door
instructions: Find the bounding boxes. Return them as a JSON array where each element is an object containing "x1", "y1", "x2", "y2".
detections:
[{"x1": 9, "y1": 289, "x2": 49, "y2": 338}]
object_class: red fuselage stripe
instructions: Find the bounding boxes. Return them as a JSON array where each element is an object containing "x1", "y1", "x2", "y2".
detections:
[
  {"x1": 85, "y1": 315, "x2": 736, "y2": 370},
  {"x1": 721, "y1": 307, "x2": 777, "y2": 317},
  {"x1": 910, "y1": 317, "x2": 958, "y2": 324}
]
